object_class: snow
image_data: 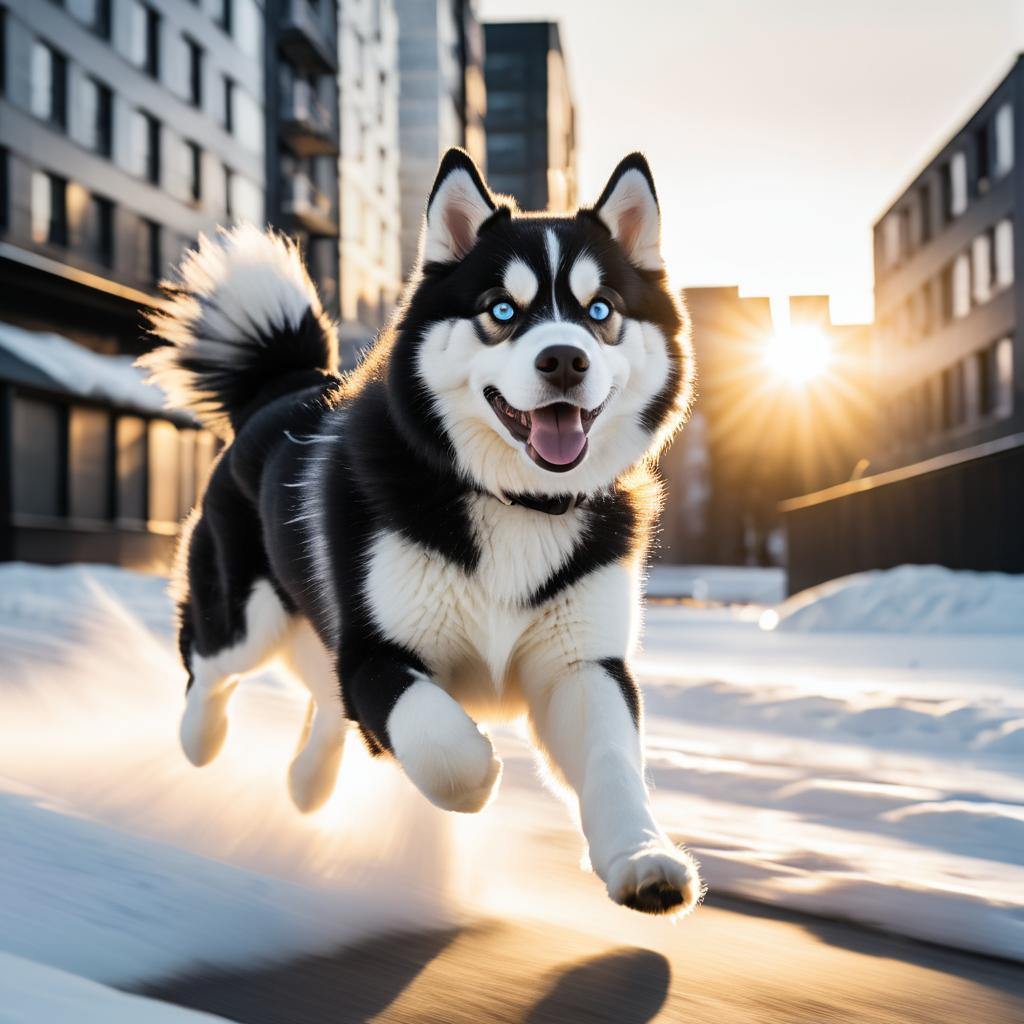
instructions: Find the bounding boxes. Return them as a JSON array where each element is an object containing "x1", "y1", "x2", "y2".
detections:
[
  {"x1": 0, "y1": 563, "x2": 459, "y2": 988},
  {"x1": 0, "y1": 953, "x2": 231, "y2": 1023},
  {"x1": 0, "y1": 321, "x2": 168, "y2": 414},
  {"x1": 1, "y1": 558, "x2": 1023, "y2": 1003},
  {"x1": 647, "y1": 563, "x2": 786, "y2": 604},
  {"x1": 772, "y1": 564, "x2": 1024, "y2": 633}
]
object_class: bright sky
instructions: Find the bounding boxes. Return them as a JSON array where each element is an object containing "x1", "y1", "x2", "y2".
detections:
[{"x1": 478, "y1": 0, "x2": 1024, "y2": 323}]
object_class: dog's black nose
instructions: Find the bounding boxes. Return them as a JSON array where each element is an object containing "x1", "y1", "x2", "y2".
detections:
[{"x1": 535, "y1": 345, "x2": 589, "y2": 391}]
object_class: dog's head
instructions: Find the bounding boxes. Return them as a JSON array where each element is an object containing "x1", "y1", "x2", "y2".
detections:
[{"x1": 388, "y1": 149, "x2": 693, "y2": 498}]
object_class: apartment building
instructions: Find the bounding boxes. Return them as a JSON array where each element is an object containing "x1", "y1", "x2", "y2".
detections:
[
  {"x1": 482, "y1": 20, "x2": 575, "y2": 213},
  {"x1": 395, "y1": 0, "x2": 486, "y2": 278},
  {"x1": 335, "y1": 0, "x2": 401, "y2": 359},
  {"x1": 872, "y1": 58, "x2": 1022, "y2": 470},
  {"x1": 0, "y1": 0, "x2": 266, "y2": 354}
]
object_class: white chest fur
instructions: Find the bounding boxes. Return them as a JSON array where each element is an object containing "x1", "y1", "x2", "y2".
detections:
[{"x1": 362, "y1": 496, "x2": 586, "y2": 695}]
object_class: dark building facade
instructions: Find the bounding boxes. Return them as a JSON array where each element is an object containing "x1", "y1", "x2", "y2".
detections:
[
  {"x1": 0, "y1": 0, "x2": 267, "y2": 354},
  {"x1": 780, "y1": 57, "x2": 1024, "y2": 592},
  {"x1": 871, "y1": 57, "x2": 1021, "y2": 469},
  {"x1": 660, "y1": 287, "x2": 873, "y2": 566},
  {"x1": 483, "y1": 20, "x2": 575, "y2": 212}
]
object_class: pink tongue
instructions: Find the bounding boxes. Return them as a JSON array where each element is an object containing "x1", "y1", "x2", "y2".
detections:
[{"x1": 528, "y1": 404, "x2": 587, "y2": 466}]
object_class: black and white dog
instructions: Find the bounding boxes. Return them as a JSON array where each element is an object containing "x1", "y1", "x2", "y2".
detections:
[{"x1": 142, "y1": 149, "x2": 700, "y2": 915}]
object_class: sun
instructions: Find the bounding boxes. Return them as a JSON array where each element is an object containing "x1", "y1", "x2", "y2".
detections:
[{"x1": 763, "y1": 326, "x2": 832, "y2": 385}]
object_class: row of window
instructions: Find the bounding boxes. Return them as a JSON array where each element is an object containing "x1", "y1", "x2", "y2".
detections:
[
  {"x1": 893, "y1": 336, "x2": 1014, "y2": 445},
  {"x1": 12, "y1": 394, "x2": 216, "y2": 526},
  {"x1": 29, "y1": 34, "x2": 262, "y2": 175},
  {"x1": 47, "y1": 0, "x2": 260, "y2": 67},
  {"x1": 878, "y1": 218, "x2": 1014, "y2": 349},
  {"x1": 25, "y1": 165, "x2": 260, "y2": 279},
  {"x1": 880, "y1": 102, "x2": 1014, "y2": 271}
]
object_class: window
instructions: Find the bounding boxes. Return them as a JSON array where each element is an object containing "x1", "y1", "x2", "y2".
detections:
[
  {"x1": 130, "y1": 2, "x2": 161, "y2": 79},
  {"x1": 975, "y1": 121, "x2": 991, "y2": 195},
  {"x1": 12, "y1": 397, "x2": 63, "y2": 517},
  {"x1": 185, "y1": 36, "x2": 203, "y2": 108},
  {"x1": 940, "y1": 364, "x2": 965, "y2": 430},
  {"x1": 186, "y1": 141, "x2": 202, "y2": 202},
  {"x1": 234, "y1": 86, "x2": 263, "y2": 154},
  {"x1": 92, "y1": 194, "x2": 114, "y2": 267},
  {"x1": 223, "y1": 164, "x2": 234, "y2": 219},
  {"x1": 217, "y1": 0, "x2": 233, "y2": 34},
  {"x1": 995, "y1": 218, "x2": 1014, "y2": 288},
  {"x1": 952, "y1": 253, "x2": 971, "y2": 319},
  {"x1": 80, "y1": 77, "x2": 113, "y2": 157},
  {"x1": 68, "y1": 0, "x2": 111, "y2": 38},
  {"x1": 116, "y1": 417, "x2": 146, "y2": 522},
  {"x1": 972, "y1": 232, "x2": 993, "y2": 305},
  {"x1": 145, "y1": 219, "x2": 162, "y2": 282},
  {"x1": 223, "y1": 75, "x2": 235, "y2": 133},
  {"x1": 135, "y1": 111, "x2": 161, "y2": 184},
  {"x1": 975, "y1": 348, "x2": 994, "y2": 418},
  {"x1": 31, "y1": 171, "x2": 67, "y2": 246},
  {"x1": 236, "y1": 0, "x2": 261, "y2": 59},
  {"x1": 148, "y1": 420, "x2": 180, "y2": 523},
  {"x1": 918, "y1": 183, "x2": 932, "y2": 244},
  {"x1": 944, "y1": 151, "x2": 968, "y2": 220},
  {"x1": 994, "y1": 102, "x2": 1014, "y2": 178},
  {"x1": 939, "y1": 263, "x2": 955, "y2": 324},
  {"x1": 995, "y1": 337, "x2": 1014, "y2": 418},
  {"x1": 31, "y1": 41, "x2": 67, "y2": 131},
  {"x1": 0, "y1": 8, "x2": 6, "y2": 96},
  {"x1": 69, "y1": 407, "x2": 112, "y2": 520}
]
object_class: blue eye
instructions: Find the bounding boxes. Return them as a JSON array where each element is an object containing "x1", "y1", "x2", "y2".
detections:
[
  {"x1": 491, "y1": 301, "x2": 516, "y2": 322},
  {"x1": 588, "y1": 300, "x2": 611, "y2": 322}
]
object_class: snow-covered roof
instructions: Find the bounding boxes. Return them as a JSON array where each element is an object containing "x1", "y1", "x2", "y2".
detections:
[{"x1": 0, "y1": 321, "x2": 170, "y2": 416}]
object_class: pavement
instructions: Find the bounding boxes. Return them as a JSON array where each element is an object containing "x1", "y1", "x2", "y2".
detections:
[{"x1": 144, "y1": 787, "x2": 1024, "y2": 1024}]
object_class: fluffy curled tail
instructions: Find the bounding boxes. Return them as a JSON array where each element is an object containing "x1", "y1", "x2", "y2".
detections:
[{"x1": 139, "y1": 225, "x2": 338, "y2": 440}]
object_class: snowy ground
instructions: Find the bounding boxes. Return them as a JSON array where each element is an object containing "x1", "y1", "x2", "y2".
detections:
[{"x1": 1, "y1": 562, "x2": 1022, "y2": 1015}]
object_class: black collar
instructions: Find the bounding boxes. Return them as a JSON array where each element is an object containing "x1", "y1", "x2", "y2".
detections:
[{"x1": 503, "y1": 491, "x2": 587, "y2": 516}]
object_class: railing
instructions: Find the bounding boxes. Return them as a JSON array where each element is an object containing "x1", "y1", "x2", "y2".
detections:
[
  {"x1": 780, "y1": 432, "x2": 1024, "y2": 594},
  {"x1": 282, "y1": 173, "x2": 337, "y2": 235}
]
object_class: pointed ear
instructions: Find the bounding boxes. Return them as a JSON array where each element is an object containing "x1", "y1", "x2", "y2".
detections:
[
  {"x1": 593, "y1": 153, "x2": 663, "y2": 270},
  {"x1": 420, "y1": 149, "x2": 497, "y2": 265}
]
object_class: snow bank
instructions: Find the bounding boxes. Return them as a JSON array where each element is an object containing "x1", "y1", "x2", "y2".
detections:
[
  {"x1": 0, "y1": 321, "x2": 168, "y2": 413},
  {"x1": 634, "y1": 599, "x2": 1024, "y2": 962},
  {"x1": 0, "y1": 563, "x2": 460, "y2": 986},
  {"x1": 0, "y1": 953, "x2": 231, "y2": 1023},
  {"x1": 773, "y1": 564, "x2": 1024, "y2": 633}
]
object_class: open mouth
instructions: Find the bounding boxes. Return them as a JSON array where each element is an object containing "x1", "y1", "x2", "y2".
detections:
[{"x1": 484, "y1": 387, "x2": 609, "y2": 473}]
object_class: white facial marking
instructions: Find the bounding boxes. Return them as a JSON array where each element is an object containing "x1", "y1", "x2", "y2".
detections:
[
  {"x1": 569, "y1": 253, "x2": 602, "y2": 306},
  {"x1": 503, "y1": 258, "x2": 539, "y2": 309},
  {"x1": 545, "y1": 229, "x2": 561, "y2": 320}
]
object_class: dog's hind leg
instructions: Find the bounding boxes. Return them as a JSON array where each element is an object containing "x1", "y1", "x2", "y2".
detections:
[
  {"x1": 281, "y1": 618, "x2": 348, "y2": 813},
  {"x1": 180, "y1": 579, "x2": 290, "y2": 766}
]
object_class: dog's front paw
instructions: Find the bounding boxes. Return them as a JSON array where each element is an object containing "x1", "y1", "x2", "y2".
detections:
[
  {"x1": 389, "y1": 679, "x2": 503, "y2": 813},
  {"x1": 605, "y1": 844, "x2": 701, "y2": 916}
]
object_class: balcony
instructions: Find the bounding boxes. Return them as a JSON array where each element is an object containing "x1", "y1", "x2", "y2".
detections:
[
  {"x1": 280, "y1": 82, "x2": 338, "y2": 157},
  {"x1": 282, "y1": 174, "x2": 338, "y2": 237},
  {"x1": 278, "y1": 0, "x2": 337, "y2": 75}
]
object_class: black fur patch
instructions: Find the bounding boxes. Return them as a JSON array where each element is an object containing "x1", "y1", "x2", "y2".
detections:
[{"x1": 598, "y1": 657, "x2": 642, "y2": 728}]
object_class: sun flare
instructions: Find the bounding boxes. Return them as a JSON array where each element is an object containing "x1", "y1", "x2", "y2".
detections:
[{"x1": 763, "y1": 326, "x2": 832, "y2": 385}]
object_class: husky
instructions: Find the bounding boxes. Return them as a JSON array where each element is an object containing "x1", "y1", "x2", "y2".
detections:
[{"x1": 141, "y1": 149, "x2": 700, "y2": 915}]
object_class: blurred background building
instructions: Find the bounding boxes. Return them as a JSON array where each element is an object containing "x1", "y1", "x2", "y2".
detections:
[
  {"x1": 482, "y1": 21, "x2": 575, "y2": 211},
  {"x1": 659, "y1": 288, "x2": 873, "y2": 567},
  {"x1": 395, "y1": 0, "x2": 487, "y2": 280},
  {"x1": 780, "y1": 58, "x2": 1023, "y2": 592},
  {"x1": 266, "y1": 0, "x2": 341, "y2": 321},
  {"x1": 0, "y1": 0, "x2": 266, "y2": 356}
]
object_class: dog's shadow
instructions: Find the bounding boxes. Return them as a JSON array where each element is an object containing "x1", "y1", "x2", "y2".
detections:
[{"x1": 526, "y1": 947, "x2": 671, "y2": 1024}]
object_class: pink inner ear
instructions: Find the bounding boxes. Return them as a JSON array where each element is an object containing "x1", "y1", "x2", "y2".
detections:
[
  {"x1": 444, "y1": 201, "x2": 476, "y2": 259},
  {"x1": 617, "y1": 204, "x2": 643, "y2": 258}
]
